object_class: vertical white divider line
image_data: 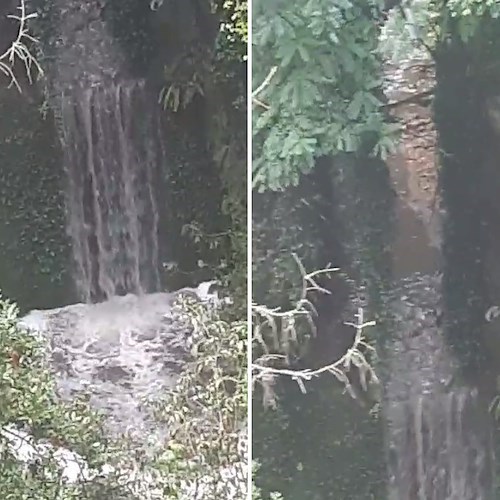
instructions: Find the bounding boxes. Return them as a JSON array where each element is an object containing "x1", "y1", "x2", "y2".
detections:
[{"x1": 247, "y1": 0, "x2": 253, "y2": 497}]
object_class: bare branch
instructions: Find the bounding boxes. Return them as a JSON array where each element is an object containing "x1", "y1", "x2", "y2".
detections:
[
  {"x1": 0, "y1": 0, "x2": 42, "y2": 92},
  {"x1": 252, "y1": 66, "x2": 277, "y2": 109},
  {"x1": 252, "y1": 66, "x2": 278, "y2": 97},
  {"x1": 252, "y1": 257, "x2": 378, "y2": 407},
  {"x1": 253, "y1": 307, "x2": 378, "y2": 402}
]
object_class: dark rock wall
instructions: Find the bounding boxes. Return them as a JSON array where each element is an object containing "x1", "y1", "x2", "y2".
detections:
[
  {"x1": 0, "y1": 1, "x2": 228, "y2": 307},
  {"x1": 0, "y1": 84, "x2": 71, "y2": 312}
]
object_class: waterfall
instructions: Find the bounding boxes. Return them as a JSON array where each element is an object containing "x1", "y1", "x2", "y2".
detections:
[
  {"x1": 34, "y1": 0, "x2": 169, "y2": 302},
  {"x1": 384, "y1": 274, "x2": 494, "y2": 499},
  {"x1": 19, "y1": 291, "x2": 186, "y2": 438},
  {"x1": 386, "y1": 389, "x2": 493, "y2": 500},
  {"x1": 58, "y1": 81, "x2": 165, "y2": 302}
]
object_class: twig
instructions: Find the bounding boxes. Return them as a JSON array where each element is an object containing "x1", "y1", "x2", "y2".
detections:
[
  {"x1": 253, "y1": 97, "x2": 270, "y2": 110},
  {"x1": 252, "y1": 66, "x2": 278, "y2": 98},
  {"x1": 253, "y1": 307, "x2": 377, "y2": 397},
  {"x1": 252, "y1": 255, "x2": 337, "y2": 355},
  {"x1": 252, "y1": 66, "x2": 277, "y2": 109},
  {"x1": 252, "y1": 257, "x2": 378, "y2": 404},
  {"x1": 252, "y1": 253, "x2": 337, "y2": 319},
  {"x1": 0, "y1": 0, "x2": 42, "y2": 92}
]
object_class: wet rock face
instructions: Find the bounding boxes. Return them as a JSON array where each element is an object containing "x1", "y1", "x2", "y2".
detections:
[
  {"x1": 18, "y1": 291, "x2": 194, "y2": 441},
  {"x1": 0, "y1": 1, "x2": 19, "y2": 57},
  {"x1": 37, "y1": 0, "x2": 130, "y2": 87},
  {"x1": 384, "y1": 273, "x2": 494, "y2": 500},
  {"x1": 386, "y1": 273, "x2": 451, "y2": 398}
]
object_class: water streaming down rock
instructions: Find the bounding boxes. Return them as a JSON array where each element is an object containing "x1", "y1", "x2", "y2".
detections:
[
  {"x1": 15, "y1": 284, "x2": 248, "y2": 497},
  {"x1": 35, "y1": 0, "x2": 169, "y2": 302},
  {"x1": 59, "y1": 81, "x2": 165, "y2": 302},
  {"x1": 18, "y1": 288, "x2": 197, "y2": 441},
  {"x1": 384, "y1": 274, "x2": 494, "y2": 499}
]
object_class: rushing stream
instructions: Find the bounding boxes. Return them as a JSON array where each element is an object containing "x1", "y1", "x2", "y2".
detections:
[{"x1": 18, "y1": 284, "x2": 213, "y2": 441}]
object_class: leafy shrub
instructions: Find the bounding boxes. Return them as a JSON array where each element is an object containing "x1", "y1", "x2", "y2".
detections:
[
  {"x1": 151, "y1": 295, "x2": 248, "y2": 499},
  {"x1": 0, "y1": 295, "x2": 138, "y2": 499}
]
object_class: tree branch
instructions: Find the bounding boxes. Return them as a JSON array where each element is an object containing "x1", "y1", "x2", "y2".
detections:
[
  {"x1": 252, "y1": 257, "x2": 378, "y2": 408},
  {"x1": 253, "y1": 308, "x2": 377, "y2": 399},
  {"x1": 252, "y1": 66, "x2": 277, "y2": 109},
  {"x1": 0, "y1": 0, "x2": 42, "y2": 91}
]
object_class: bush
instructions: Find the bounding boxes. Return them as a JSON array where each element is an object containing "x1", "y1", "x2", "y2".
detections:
[
  {"x1": 151, "y1": 294, "x2": 248, "y2": 499},
  {"x1": 0, "y1": 294, "x2": 139, "y2": 499},
  {"x1": 0, "y1": 290, "x2": 248, "y2": 499}
]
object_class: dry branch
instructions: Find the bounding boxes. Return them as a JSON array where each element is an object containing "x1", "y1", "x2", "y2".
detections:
[
  {"x1": 252, "y1": 256, "x2": 378, "y2": 407},
  {"x1": 252, "y1": 66, "x2": 277, "y2": 109},
  {"x1": 0, "y1": 0, "x2": 42, "y2": 91}
]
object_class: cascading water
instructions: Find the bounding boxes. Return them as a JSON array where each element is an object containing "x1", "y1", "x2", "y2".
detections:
[
  {"x1": 59, "y1": 81, "x2": 164, "y2": 302},
  {"x1": 0, "y1": 3, "x2": 248, "y2": 496},
  {"x1": 37, "y1": 0, "x2": 167, "y2": 302},
  {"x1": 19, "y1": 291, "x2": 190, "y2": 439},
  {"x1": 13, "y1": 0, "x2": 190, "y2": 438},
  {"x1": 384, "y1": 274, "x2": 494, "y2": 499}
]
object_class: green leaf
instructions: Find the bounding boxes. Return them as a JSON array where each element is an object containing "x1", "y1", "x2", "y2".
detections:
[
  {"x1": 346, "y1": 91, "x2": 364, "y2": 121},
  {"x1": 297, "y1": 44, "x2": 310, "y2": 62}
]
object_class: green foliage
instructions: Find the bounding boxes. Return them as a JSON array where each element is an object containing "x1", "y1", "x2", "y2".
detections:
[
  {"x1": 380, "y1": 0, "x2": 500, "y2": 54},
  {"x1": 434, "y1": 0, "x2": 500, "y2": 42},
  {"x1": 151, "y1": 296, "x2": 247, "y2": 498},
  {"x1": 252, "y1": 0, "x2": 398, "y2": 191},
  {"x1": 216, "y1": 0, "x2": 248, "y2": 54},
  {"x1": 253, "y1": 0, "x2": 500, "y2": 193},
  {"x1": 380, "y1": 0, "x2": 435, "y2": 61},
  {"x1": 0, "y1": 295, "x2": 137, "y2": 499}
]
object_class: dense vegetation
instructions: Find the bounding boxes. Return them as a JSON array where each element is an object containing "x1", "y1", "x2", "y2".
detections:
[
  {"x1": 0, "y1": 1, "x2": 247, "y2": 498},
  {"x1": 253, "y1": 0, "x2": 500, "y2": 193}
]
